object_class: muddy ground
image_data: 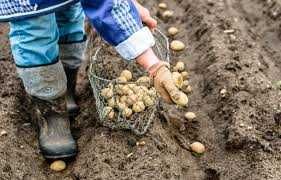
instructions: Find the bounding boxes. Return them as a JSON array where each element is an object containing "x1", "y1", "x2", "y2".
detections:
[{"x1": 0, "y1": 0, "x2": 281, "y2": 179}]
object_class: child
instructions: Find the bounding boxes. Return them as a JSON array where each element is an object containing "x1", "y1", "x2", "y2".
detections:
[{"x1": 0, "y1": 0, "x2": 183, "y2": 159}]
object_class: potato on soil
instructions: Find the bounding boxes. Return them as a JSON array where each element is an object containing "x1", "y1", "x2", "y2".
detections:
[
  {"x1": 170, "y1": 40, "x2": 185, "y2": 51},
  {"x1": 120, "y1": 70, "x2": 133, "y2": 81},
  {"x1": 173, "y1": 61, "x2": 185, "y2": 72},
  {"x1": 172, "y1": 72, "x2": 184, "y2": 88},
  {"x1": 132, "y1": 101, "x2": 146, "y2": 113},
  {"x1": 122, "y1": 107, "x2": 133, "y2": 118},
  {"x1": 190, "y1": 142, "x2": 206, "y2": 154},
  {"x1": 168, "y1": 27, "x2": 179, "y2": 36},
  {"x1": 158, "y1": 2, "x2": 167, "y2": 9},
  {"x1": 185, "y1": 112, "x2": 197, "y2": 121},
  {"x1": 162, "y1": 10, "x2": 174, "y2": 18},
  {"x1": 101, "y1": 88, "x2": 113, "y2": 99},
  {"x1": 50, "y1": 160, "x2": 66, "y2": 172}
]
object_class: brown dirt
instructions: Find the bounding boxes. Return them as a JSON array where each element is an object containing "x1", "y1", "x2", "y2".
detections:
[{"x1": 0, "y1": 0, "x2": 281, "y2": 179}]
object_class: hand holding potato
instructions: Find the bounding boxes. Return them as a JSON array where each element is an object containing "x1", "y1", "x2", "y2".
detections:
[{"x1": 149, "y1": 61, "x2": 188, "y2": 106}]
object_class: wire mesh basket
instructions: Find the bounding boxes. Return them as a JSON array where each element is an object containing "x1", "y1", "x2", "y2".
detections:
[{"x1": 88, "y1": 29, "x2": 169, "y2": 135}]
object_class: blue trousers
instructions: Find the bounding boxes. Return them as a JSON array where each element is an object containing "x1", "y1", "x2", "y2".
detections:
[
  {"x1": 9, "y1": 3, "x2": 86, "y2": 100},
  {"x1": 9, "y1": 2, "x2": 85, "y2": 67}
]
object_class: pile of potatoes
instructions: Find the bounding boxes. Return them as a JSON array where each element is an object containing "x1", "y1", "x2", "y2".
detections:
[
  {"x1": 101, "y1": 61, "x2": 192, "y2": 120},
  {"x1": 171, "y1": 61, "x2": 192, "y2": 94},
  {"x1": 101, "y1": 70, "x2": 158, "y2": 120}
]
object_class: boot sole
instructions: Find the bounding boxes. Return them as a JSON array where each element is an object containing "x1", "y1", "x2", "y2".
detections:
[{"x1": 43, "y1": 152, "x2": 77, "y2": 159}]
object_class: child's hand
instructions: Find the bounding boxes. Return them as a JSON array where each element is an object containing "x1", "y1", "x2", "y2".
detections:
[
  {"x1": 133, "y1": 0, "x2": 157, "y2": 30},
  {"x1": 137, "y1": 49, "x2": 184, "y2": 104}
]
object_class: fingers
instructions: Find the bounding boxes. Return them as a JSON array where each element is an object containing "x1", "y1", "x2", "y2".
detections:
[
  {"x1": 143, "y1": 15, "x2": 157, "y2": 30},
  {"x1": 134, "y1": 1, "x2": 158, "y2": 30}
]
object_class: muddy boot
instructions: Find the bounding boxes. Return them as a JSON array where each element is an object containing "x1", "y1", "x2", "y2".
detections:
[
  {"x1": 64, "y1": 67, "x2": 80, "y2": 117},
  {"x1": 32, "y1": 96, "x2": 77, "y2": 159},
  {"x1": 59, "y1": 36, "x2": 87, "y2": 117}
]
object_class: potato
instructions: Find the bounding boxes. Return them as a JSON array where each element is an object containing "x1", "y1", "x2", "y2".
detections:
[
  {"x1": 168, "y1": 27, "x2": 179, "y2": 36},
  {"x1": 132, "y1": 101, "x2": 146, "y2": 113},
  {"x1": 117, "y1": 76, "x2": 127, "y2": 83},
  {"x1": 184, "y1": 112, "x2": 197, "y2": 121},
  {"x1": 104, "y1": 106, "x2": 115, "y2": 119},
  {"x1": 122, "y1": 107, "x2": 133, "y2": 118},
  {"x1": 182, "y1": 85, "x2": 192, "y2": 94},
  {"x1": 107, "y1": 98, "x2": 116, "y2": 108},
  {"x1": 148, "y1": 88, "x2": 158, "y2": 98},
  {"x1": 172, "y1": 72, "x2": 184, "y2": 89},
  {"x1": 120, "y1": 70, "x2": 133, "y2": 81},
  {"x1": 173, "y1": 61, "x2": 185, "y2": 72},
  {"x1": 181, "y1": 71, "x2": 189, "y2": 80},
  {"x1": 115, "y1": 84, "x2": 124, "y2": 95},
  {"x1": 119, "y1": 95, "x2": 127, "y2": 104},
  {"x1": 139, "y1": 86, "x2": 149, "y2": 93},
  {"x1": 181, "y1": 80, "x2": 190, "y2": 93},
  {"x1": 163, "y1": 10, "x2": 174, "y2": 18},
  {"x1": 170, "y1": 40, "x2": 185, "y2": 51},
  {"x1": 117, "y1": 102, "x2": 127, "y2": 111},
  {"x1": 137, "y1": 76, "x2": 152, "y2": 88},
  {"x1": 143, "y1": 95, "x2": 155, "y2": 107},
  {"x1": 101, "y1": 88, "x2": 113, "y2": 99},
  {"x1": 171, "y1": 91, "x2": 189, "y2": 106},
  {"x1": 190, "y1": 142, "x2": 206, "y2": 154},
  {"x1": 158, "y1": 2, "x2": 167, "y2": 9},
  {"x1": 50, "y1": 160, "x2": 66, "y2": 172},
  {"x1": 121, "y1": 85, "x2": 133, "y2": 95},
  {"x1": 128, "y1": 83, "x2": 137, "y2": 89},
  {"x1": 126, "y1": 94, "x2": 138, "y2": 106}
]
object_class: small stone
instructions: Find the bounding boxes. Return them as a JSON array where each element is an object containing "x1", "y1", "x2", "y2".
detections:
[
  {"x1": 126, "y1": 153, "x2": 134, "y2": 158},
  {"x1": 0, "y1": 130, "x2": 7, "y2": 136},
  {"x1": 239, "y1": 123, "x2": 245, "y2": 128},
  {"x1": 136, "y1": 141, "x2": 146, "y2": 146},
  {"x1": 190, "y1": 142, "x2": 206, "y2": 154},
  {"x1": 224, "y1": 29, "x2": 235, "y2": 34},
  {"x1": 170, "y1": 40, "x2": 185, "y2": 51},
  {"x1": 229, "y1": 34, "x2": 236, "y2": 43},
  {"x1": 168, "y1": 27, "x2": 179, "y2": 36},
  {"x1": 220, "y1": 89, "x2": 227, "y2": 97},
  {"x1": 50, "y1": 160, "x2": 66, "y2": 172},
  {"x1": 184, "y1": 112, "x2": 197, "y2": 121},
  {"x1": 247, "y1": 126, "x2": 253, "y2": 130},
  {"x1": 158, "y1": 3, "x2": 167, "y2": 9}
]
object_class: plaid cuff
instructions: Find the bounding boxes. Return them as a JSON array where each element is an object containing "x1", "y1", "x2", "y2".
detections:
[{"x1": 115, "y1": 27, "x2": 155, "y2": 60}]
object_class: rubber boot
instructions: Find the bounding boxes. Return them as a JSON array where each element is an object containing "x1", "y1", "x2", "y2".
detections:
[
  {"x1": 64, "y1": 67, "x2": 80, "y2": 117},
  {"x1": 32, "y1": 96, "x2": 77, "y2": 159}
]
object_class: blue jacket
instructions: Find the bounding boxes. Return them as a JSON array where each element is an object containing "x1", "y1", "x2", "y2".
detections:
[{"x1": 0, "y1": 0, "x2": 155, "y2": 60}]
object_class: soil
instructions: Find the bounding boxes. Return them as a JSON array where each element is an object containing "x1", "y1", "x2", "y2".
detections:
[{"x1": 0, "y1": 0, "x2": 281, "y2": 179}]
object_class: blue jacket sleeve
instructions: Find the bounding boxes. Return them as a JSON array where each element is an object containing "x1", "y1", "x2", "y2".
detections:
[{"x1": 80, "y1": 0, "x2": 155, "y2": 60}]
